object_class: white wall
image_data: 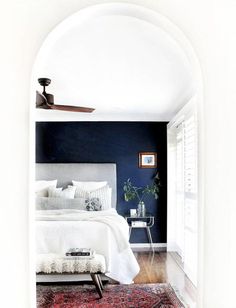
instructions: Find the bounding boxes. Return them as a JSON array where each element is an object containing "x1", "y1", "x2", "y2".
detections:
[{"x1": 0, "y1": 1, "x2": 235, "y2": 307}]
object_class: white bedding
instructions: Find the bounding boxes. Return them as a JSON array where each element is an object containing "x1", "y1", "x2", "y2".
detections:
[{"x1": 36, "y1": 208, "x2": 140, "y2": 284}]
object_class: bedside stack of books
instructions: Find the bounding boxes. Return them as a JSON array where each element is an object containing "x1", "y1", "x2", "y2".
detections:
[
  {"x1": 131, "y1": 221, "x2": 147, "y2": 227},
  {"x1": 65, "y1": 248, "x2": 95, "y2": 259}
]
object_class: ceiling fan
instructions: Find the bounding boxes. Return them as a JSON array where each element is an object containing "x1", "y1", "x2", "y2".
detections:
[{"x1": 36, "y1": 78, "x2": 95, "y2": 113}]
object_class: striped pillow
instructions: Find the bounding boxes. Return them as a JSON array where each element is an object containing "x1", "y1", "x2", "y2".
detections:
[{"x1": 74, "y1": 185, "x2": 112, "y2": 210}]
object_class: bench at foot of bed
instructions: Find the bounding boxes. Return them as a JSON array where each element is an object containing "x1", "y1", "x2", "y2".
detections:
[{"x1": 36, "y1": 253, "x2": 106, "y2": 298}]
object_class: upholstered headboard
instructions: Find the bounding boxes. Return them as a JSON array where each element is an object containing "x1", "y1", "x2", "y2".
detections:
[{"x1": 35, "y1": 163, "x2": 117, "y2": 207}]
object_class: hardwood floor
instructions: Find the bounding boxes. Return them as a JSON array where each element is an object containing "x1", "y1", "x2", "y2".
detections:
[{"x1": 133, "y1": 251, "x2": 197, "y2": 307}]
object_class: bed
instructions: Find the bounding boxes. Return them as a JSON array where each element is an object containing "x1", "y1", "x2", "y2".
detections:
[{"x1": 35, "y1": 163, "x2": 140, "y2": 284}]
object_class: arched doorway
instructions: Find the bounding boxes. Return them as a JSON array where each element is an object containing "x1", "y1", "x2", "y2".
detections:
[{"x1": 30, "y1": 3, "x2": 204, "y2": 306}]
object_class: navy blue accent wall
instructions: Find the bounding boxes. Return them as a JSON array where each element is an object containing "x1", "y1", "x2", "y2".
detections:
[{"x1": 36, "y1": 122, "x2": 167, "y2": 243}]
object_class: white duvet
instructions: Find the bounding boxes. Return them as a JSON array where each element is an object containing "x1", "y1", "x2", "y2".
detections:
[{"x1": 36, "y1": 208, "x2": 140, "y2": 284}]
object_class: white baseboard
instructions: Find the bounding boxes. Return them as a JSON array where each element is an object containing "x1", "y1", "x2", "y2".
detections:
[{"x1": 130, "y1": 243, "x2": 167, "y2": 251}]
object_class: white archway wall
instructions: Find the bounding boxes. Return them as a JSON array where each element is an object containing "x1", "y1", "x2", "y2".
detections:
[
  {"x1": 33, "y1": 4, "x2": 196, "y2": 122},
  {"x1": 0, "y1": 1, "x2": 236, "y2": 308}
]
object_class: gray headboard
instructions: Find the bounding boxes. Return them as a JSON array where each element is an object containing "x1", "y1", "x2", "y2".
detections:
[{"x1": 35, "y1": 163, "x2": 117, "y2": 207}]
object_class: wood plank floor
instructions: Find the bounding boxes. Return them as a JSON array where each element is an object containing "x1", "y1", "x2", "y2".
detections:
[{"x1": 133, "y1": 251, "x2": 197, "y2": 307}]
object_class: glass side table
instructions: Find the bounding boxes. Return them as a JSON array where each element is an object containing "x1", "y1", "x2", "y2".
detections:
[{"x1": 125, "y1": 214, "x2": 155, "y2": 252}]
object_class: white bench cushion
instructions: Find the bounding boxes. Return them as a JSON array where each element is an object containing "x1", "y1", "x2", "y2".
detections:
[{"x1": 36, "y1": 253, "x2": 106, "y2": 274}]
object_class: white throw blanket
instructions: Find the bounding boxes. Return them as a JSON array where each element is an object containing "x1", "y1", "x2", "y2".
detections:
[
  {"x1": 36, "y1": 209, "x2": 129, "y2": 252},
  {"x1": 36, "y1": 208, "x2": 140, "y2": 283}
]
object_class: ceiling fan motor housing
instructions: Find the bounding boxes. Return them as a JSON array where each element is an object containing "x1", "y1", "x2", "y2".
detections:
[
  {"x1": 37, "y1": 78, "x2": 54, "y2": 105},
  {"x1": 38, "y1": 78, "x2": 51, "y2": 87}
]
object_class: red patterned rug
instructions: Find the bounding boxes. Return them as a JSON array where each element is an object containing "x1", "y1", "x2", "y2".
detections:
[{"x1": 37, "y1": 283, "x2": 186, "y2": 308}]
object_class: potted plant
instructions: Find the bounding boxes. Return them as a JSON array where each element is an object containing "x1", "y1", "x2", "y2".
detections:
[{"x1": 123, "y1": 175, "x2": 160, "y2": 217}]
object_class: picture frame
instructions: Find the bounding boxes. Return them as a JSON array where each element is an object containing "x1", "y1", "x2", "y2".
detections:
[{"x1": 139, "y1": 152, "x2": 157, "y2": 168}]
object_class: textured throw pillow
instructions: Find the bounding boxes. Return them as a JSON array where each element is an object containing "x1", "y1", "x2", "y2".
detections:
[
  {"x1": 72, "y1": 180, "x2": 107, "y2": 191},
  {"x1": 48, "y1": 186, "x2": 76, "y2": 199},
  {"x1": 74, "y1": 185, "x2": 112, "y2": 210},
  {"x1": 35, "y1": 180, "x2": 57, "y2": 197},
  {"x1": 85, "y1": 197, "x2": 102, "y2": 211},
  {"x1": 36, "y1": 197, "x2": 85, "y2": 210}
]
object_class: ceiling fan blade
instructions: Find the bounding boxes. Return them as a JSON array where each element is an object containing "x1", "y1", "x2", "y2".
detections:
[
  {"x1": 49, "y1": 104, "x2": 95, "y2": 113},
  {"x1": 36, "y1": 81, "x2": 95, "y2": 113}
]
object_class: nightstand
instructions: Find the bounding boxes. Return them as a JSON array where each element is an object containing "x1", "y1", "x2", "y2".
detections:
[{"x1": 125, "y1": 214, "x2": 155, "y2": 252}]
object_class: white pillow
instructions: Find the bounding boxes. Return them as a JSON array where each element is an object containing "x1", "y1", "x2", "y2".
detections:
[
  {"x1": 72, "y1": 180, "x2": 108, "y2": 191},
  {"x1": 74, "y1": 185, "x2": 112, "y2": 210},
  {"x1": 35, "y1": 180, "x2": 57, "y2": 197},
  {"x1": 48, "y1": 186, "x2": 76, "y2": 199}
]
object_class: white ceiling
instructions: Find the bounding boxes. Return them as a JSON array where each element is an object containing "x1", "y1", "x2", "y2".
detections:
[{"x1": 34, "y1": 4, "x2": 195, "y2": 121}]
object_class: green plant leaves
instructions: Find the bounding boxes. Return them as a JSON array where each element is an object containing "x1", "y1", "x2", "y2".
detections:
[{"x1": 123, "y1": 178, "x2": 160, "y2": 203}]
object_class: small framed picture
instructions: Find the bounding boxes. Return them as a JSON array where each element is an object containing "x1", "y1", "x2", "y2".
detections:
[
  {"x1": 130, "y1": 209, "x2": 137, "y2": 217},
  {"x1": 139, "y1": 152, "x2": 157, "y2": 168}
]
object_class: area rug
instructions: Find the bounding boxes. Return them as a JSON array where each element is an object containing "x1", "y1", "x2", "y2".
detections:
[{"x1": 37, "y1": 283, "x2": 186, "y2": 308}]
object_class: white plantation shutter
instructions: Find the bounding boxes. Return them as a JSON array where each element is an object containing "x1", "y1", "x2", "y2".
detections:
[
  {"x1": 167, "y1": 100, "x2": 198, "y2": 286},
  {"x1": 175, "y1": 124, "x2": 184, "y2": 255},
  {"x1": 183, "y1": 112, "x2": 198, "y2": 285},
  {"x1": 184, "y1": 115, "x2": 197, "y2": 194},
  {"x1": 176, "y1": 125, "x2": 184, "y2": 192}
]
